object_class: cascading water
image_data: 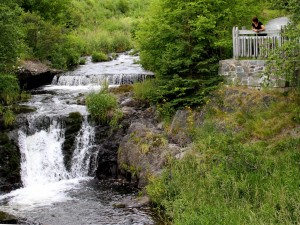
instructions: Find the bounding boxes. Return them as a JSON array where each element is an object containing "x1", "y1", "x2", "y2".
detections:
[
  {"x1": 70, "y1": 116, "x2": 96, "y2": 178},
  {"x1": 18, "y1": 119, "x2": 69, "y2": 186},
  {"x1": 0, "y1": 53, "x2": 155, "y2": 225}
]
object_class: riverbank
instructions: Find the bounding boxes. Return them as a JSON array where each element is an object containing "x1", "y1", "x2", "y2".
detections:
[{"x1": 141, "y1": 85, "x2": 300, "y2": 224}]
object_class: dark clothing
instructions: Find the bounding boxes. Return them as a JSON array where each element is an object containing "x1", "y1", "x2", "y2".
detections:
[
  {"x1": 252, "y1": 21, "x2": 267, "y2": 36},
  {"x1": 252, "y1": 21, "x2": 263, "y2": 30}
]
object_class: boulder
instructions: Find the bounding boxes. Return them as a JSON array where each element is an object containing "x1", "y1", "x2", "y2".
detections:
[{"x1": 17, "y1": 60, "x2": 62, "y2": 90}]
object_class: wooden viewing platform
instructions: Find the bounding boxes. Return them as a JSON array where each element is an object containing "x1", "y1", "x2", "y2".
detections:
[{"x1": 232, "y1": 26, "x2": 284, "y2": 59}]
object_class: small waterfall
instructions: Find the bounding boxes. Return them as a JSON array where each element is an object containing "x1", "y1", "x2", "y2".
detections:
[
  {"x1": 18, "y1": 119, "x2": 69, "y2": 187},
  {"x1": 18, "y1": 116, "x2": 97, "y2": 188},
  {"x1": 70, "y1": 116, "x2": 96, "y2": 177},
  {"x1": 51, "y1": 53, "x2": 154, "y2": 87},
  {"x1": 53, "y1": 73, "x2": 149, "y2": 86}
]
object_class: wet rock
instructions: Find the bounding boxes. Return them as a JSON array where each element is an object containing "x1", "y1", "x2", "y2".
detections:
[
  {"x1": 0, "y1": 211, "x2": 18, "y2": 224},
  {"x1": 95, "y1": 124, "x2": 128, "y2": 179},
  {"x1": 0, "y1": 132, "x2": 21, "y2": 193},
  {"x1": 118, "y1": 122, "x2": 182, "y2": 188},
  {"x1": 62, "y1": 112, "x2": 83, "y2": 171},
  {"x1": 113, "y1": 196, "x2": 150, "y2": 209},
  {"x1": 17, "y1": 60, "x2": 63, "y2": 90},
  {"x1": 12, "y1": 105, "x2": 37, "y2": 114}
]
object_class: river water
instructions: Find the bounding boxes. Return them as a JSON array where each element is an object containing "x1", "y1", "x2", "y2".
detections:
[{"x1": 0, "y1": 53, "x2": 156, "y2": 225}]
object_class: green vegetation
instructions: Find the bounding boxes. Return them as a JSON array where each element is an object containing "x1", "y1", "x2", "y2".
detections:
[
  {"x1": 133, "y1": 0, "x2": 287, "y2": 122},
  {"x1": 0, "y1": 0, "x2": 151, "y2": 71},
  {"x1": 135, "y1": 0, "x2": 267, "y2": 79},
  {"x1": 0, "y1": 0, "x2": 150, "y2": 127},
  {"x1": 133, "y1": 76, "x2": 222, "y2": 121},
  {"x1": 147, "y1": 87, "x2": 300, "y2": 224},
  {"x1": 0, "y1": 74, "x2": 20, "y2": 127},
  {"x1": 0, "y1": 2, "x2": 23, "y2": 73},
  {"x1": 92, "y1": 52, "x2": 110, "y2": 63},
  {"x1": 266, "y1": 0, "x2": 300, "y2": 85},
  {"x1": 86, "y1": 83, "x2": 122, "y2": 127}
]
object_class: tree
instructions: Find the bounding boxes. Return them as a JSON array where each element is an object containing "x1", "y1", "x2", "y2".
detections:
[
  {"x1": 0, "y1": 3, "x2": 23, "y2": 72},
  {"x1": 135, "y1": 0, "x2": 262, "y2": 79},
  {"x1": 20, "y1": 0, "x2": 73, "y2": 25}
]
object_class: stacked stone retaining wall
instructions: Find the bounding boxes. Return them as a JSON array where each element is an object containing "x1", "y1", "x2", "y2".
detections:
[{"x1": 218, "y1": 59, "x2": 287, "y2": 88}]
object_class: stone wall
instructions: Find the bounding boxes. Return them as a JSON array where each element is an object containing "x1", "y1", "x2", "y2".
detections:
[{"x1": 218, "y1": 59, "x2": 287, "y2": 88}]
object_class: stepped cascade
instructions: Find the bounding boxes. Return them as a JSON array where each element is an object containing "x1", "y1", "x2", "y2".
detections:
[{"x1": 0, "y1": 53, "x2": 155, "y2": 225}]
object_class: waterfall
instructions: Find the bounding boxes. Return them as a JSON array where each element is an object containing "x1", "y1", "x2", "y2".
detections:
[
  {"x1": 70, "y1": 116, "x2": 96, "y2": 177},
  {"x1": 53, "y1": 73, "x2": 149, "y2": 86},
  {"x1": 18, "y1": 117, "x2": 96, "y2": 188},
  {"x1": 51, "y1": 53, "x2": 154, "y2": 86},
  {"x1": 0, "y1": 53, "x2": 156, "y2": 224},
  {"x1": 18, "y1": 119, "x2": 69, "y2": 186}
]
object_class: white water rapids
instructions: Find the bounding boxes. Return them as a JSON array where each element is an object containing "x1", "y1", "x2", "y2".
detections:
[{"x1": 0, "y1": 53, "x2": 155, "y2": 224}]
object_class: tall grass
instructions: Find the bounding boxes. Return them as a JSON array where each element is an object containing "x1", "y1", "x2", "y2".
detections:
[
  {"x1": 86, "y1": 82, "x2": 123, "y2": 127},
  {"x1": 147, "y1": 88, "x2": 300, "y2": 224},
  {"x1": 69, "y1": 0, "x2": 149, "y2": 55}
]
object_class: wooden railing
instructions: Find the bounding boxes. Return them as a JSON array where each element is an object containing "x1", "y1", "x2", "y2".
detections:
[{"x1": 232, "y1": 26, "x2": 283, "y2": 59}]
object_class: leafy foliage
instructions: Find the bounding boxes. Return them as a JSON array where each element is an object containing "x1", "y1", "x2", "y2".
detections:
[
  {"x1": 20, "y1": 0, "x2": 73, "y2": 25},
  {"x1": 0, "y1": 74, "x2": 20, "y2": 105},
  {"x1": 0, "y1": 73, "x2": 20, "y2": 127},
  {"x1": 134, "y1": 76, "x2": 222, "y2": 120},
  {"x1": 135, "y1": 0, "x2": 263, "y2": 79},
  {"x1": 266, "y1": 0, "x2": 300, "y2": 86},
  {"x1": 0, "y1": 3, "x2": 23, "y2": 72}
]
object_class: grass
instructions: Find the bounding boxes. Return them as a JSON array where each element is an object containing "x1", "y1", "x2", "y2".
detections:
[
  {"x1": 91, "y1": 52, "x2": 110, "y2": 62},
  {"x1": 146, "y1": 86, "x2": 300, "y2": 225},
  {"x1": 86, "y1": 82, "x2": 123, "y2": 127}
]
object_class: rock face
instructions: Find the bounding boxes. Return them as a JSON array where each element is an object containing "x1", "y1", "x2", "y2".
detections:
[
  {"x1": 17, "y1": 60, "x2": 62, "y2": 90},
  {"x1": 116, "y1": 97, "x2": 191, "y2": 188},
  {"x1": 118, "y1": 122, "x2": 183, "y2": 188},
  {"x1": 0, "y1": 132, "x2": 21, "y2": 193},
  {"x1": 62, "y1": 112, "x2": 83, "y2": 171}
]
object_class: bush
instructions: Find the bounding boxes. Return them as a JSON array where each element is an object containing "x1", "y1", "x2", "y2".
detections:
[
  {"x1": 0, "y1": 3, "x2": 23, "y2": 72},
  {"x1": 0, "y1": 74, "x2": 20, "y2": 105},
  {"x1": 86, "y1": 82, "x2": 123, "y2": 126},
  {"x1": 133, "y1": 79, "x2": 158, "y2": 102},
  {"x1": 133, "y1": 76, "x2": 222, "y2": 121},
  {"x1": 91, "y1": 52, "x2": 110, "y2": 62},
  {"x1": 79, "y1": 58, "x2": 86, "y2": 65},
  {"x1": 111, "y1": 31, "x2": 132, "y2": 52},
  {"x1": 2, "y1": 109, "x2": 16, "y2": 127}
]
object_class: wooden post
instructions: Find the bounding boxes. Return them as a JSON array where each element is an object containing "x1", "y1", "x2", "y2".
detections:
[
  {"x1": 233, "y1": 27, "x2": 236, "y2": 59},
  {"x1": 233, "y1": 27, "x2": 239, "y2": 59}
]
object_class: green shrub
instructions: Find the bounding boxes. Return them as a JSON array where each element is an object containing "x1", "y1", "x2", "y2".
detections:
[
  {"x1": 133, "y1": 79, "x2": 158, "y2": 102},
  {"x1": 111, "y1": 31, "x2": 132, "y2": 53},
  {"x1": 133, "y1": 76, "x2": 222, "y2": 121},
  {"x1": 3, "y1": 109, "x2": 16, "y2": 127},
  {"x1": 0, "y1": 74, "x2": 20, "y2": 105},
  {"x1": 86, "y1": 83, "x2": 122, "y2": 125},
  {"x1": 79, "y1": 58, "x2": 86, "y2": 65},
  {"x1": 0, "y1": 3, "x2": 23, "y2": 72},
  {"x1": 91, "y1": 52, "x2": 110, "y2": 62}
]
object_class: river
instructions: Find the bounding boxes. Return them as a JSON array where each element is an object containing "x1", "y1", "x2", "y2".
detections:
[{"x1": 0, "y1": 53, "x2": 156, "y2": 225}]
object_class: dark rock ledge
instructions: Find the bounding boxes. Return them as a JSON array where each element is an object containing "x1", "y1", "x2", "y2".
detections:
[{"x1": 17, "y1": 60, "x2": 63, "y2": 90}]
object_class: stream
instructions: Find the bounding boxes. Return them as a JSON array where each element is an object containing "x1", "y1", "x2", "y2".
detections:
[{"x1": 0, "y1": 53, "x2": 156, "y2": 225}]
